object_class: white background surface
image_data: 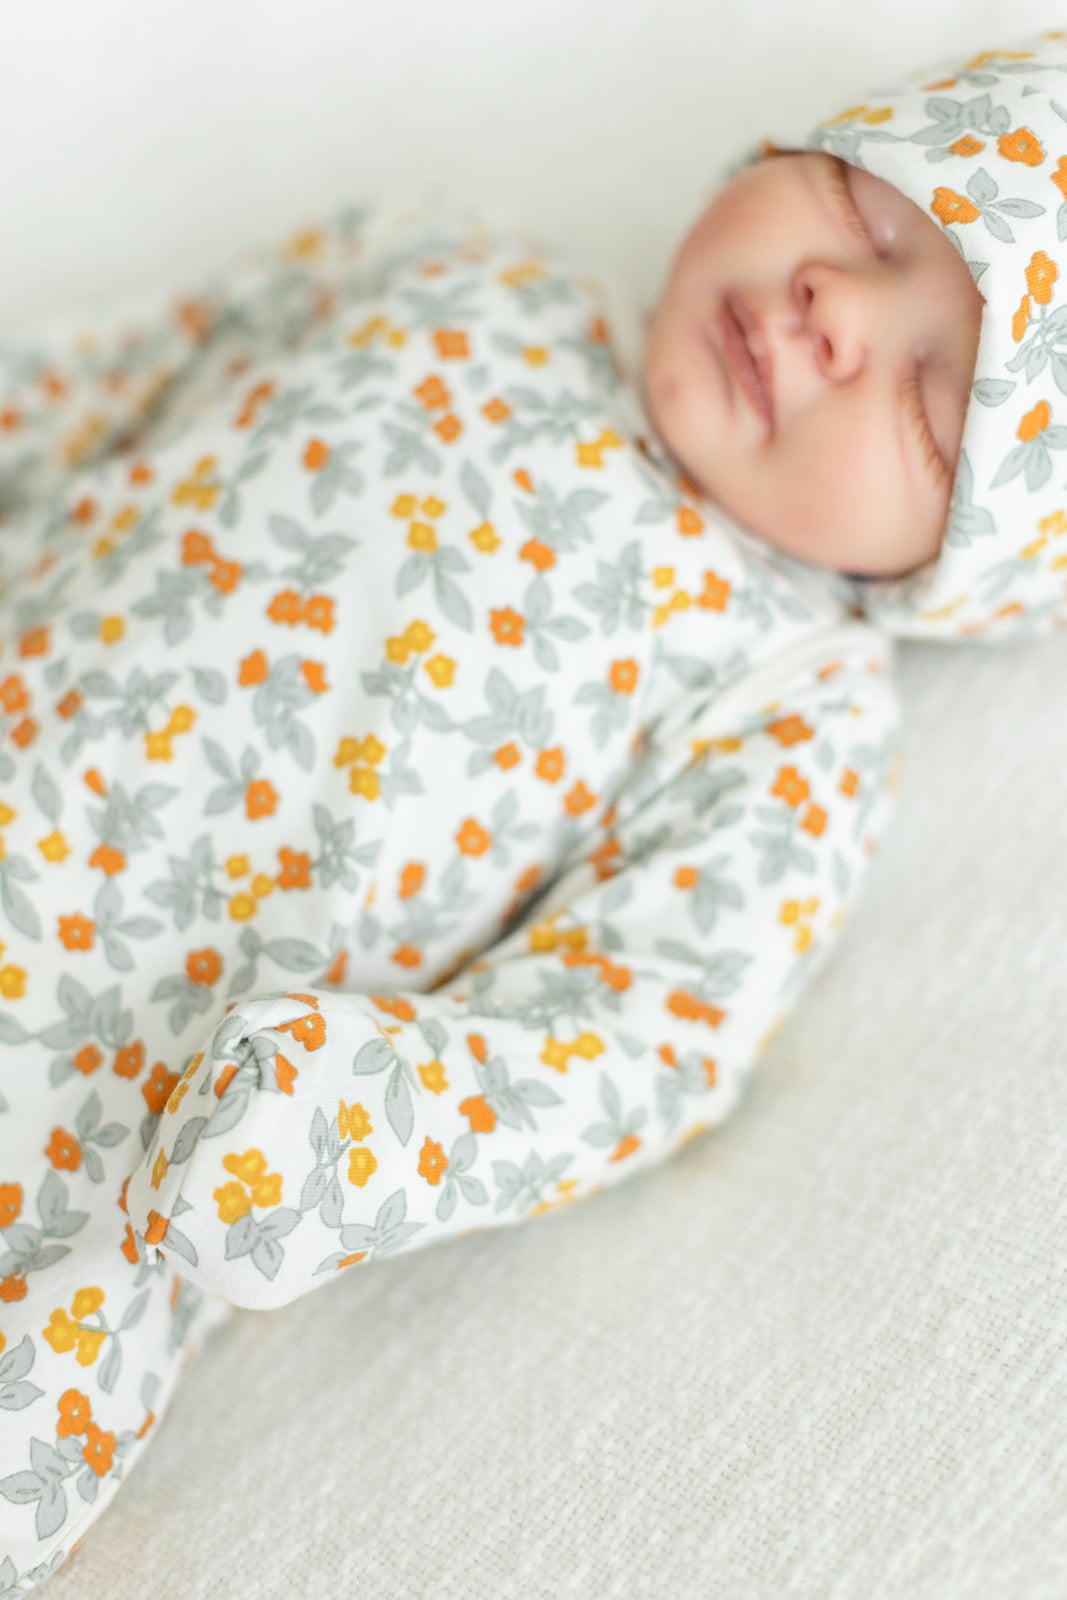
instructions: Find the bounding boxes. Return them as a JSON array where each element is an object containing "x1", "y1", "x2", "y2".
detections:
[{"x1": 5, "y1": 0, "x2": 1067, "y2": 330}]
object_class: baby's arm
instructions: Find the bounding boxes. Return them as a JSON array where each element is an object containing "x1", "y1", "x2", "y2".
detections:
[{"x1": 125, "y1": 630, "x2": 898, "y2": 1309}]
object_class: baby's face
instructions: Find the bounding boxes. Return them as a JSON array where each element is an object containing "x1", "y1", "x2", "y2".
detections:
[{"x1": 642, "y1": 152, "x2": 985, "y2": 577}]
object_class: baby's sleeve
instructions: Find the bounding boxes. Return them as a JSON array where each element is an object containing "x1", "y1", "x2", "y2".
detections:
[
  {"x1": 0, "y1": 195, "x2": 440, "y2": 543},
  {"x1": 125, "y1": 626, "x2": 899, "y2": 1309}
]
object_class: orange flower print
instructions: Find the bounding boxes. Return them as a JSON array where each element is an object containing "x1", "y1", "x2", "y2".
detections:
[
  {"x1": 1018, "y1": 401, "x2": 1050, "y2": 442},
  {"x1": 949, "y1": 134, "x2": 983, "y2": 158},
  {"x1": 417, "y1": 1136, "x2": 448, "y2": 1185},
  {"x1": 89, "y1": 844, "x2": 125, "y2": 875},
  {"x1": 0, "y1": 1182, "x2": 22, "y2": 1228},
  {"x1": 997, "y1": 127, "x2": 1044, "y2": 166},
  {"x1": 432, "y1": 328, "x2": 469, "y2": 359},
  {"x1": 186, "y1": 948, "x2": 222, "y2": 986},
  {"x1": 414, "y1": 375, "x2": 450, "y2": 410},
  {"x1": 535, "y1": 747, "x2": 565, "y2": 782},
  {"x1": 698, "y1": 570, "x2": 731, "y2": 611},
  {"x1": 245, "y1": 778, "x2": 278, "y2": 819},
  {"x1": 238, "y1": 648, "x2": 269, "y2": 686},
  {"x1": 210, "y1": 558, "x2": 242, "y2": 595},
  {"x1": 456, "y1": 818, "x2": 491, "y2": 857},
  {"x1": 392, "y1": 944, "x2": 422, "y2": 969},
  {"x1": 490, "y1": 607, "x2": 525, "y2": 646},
  {"x1": 56, "y1": 688, "x2": 83, "y2": 720},
  {"x1": 46, "y1": 1128, "x2": 82, "y2": 1171},
  {"x1": 267, "y1": 590, "x2": 306, "y2": 625},
  {"x1": 143, "y1": 1064, "x2": 180, "y2": 1115},
  {"x1": 930, "y1": 188, "x2": 979, "y2": 226},
  {"x1": 371, "y1": 995, "x2": 416, "y2": 1022},
  {"x1": 303, "y1": 438, "x2": 330, "y2": 470},
  {"x1": 82, "y1": 1422, "x2": 116, "y2": 1477},
  {"x1": 1054, "y1": 156, "x2": 1067, "y2": 203},
  {"x1": 840, "y1": 768, "x2": 860, "y2": 797},
  {"x1": 1025, "y1": 250, "x2": 1058, "y2": 306},
  {"x1": 59, "y1": 914, "x2": 95, "y2": 951},
  {"x1": 73, "y1": 1044, "x2": 103, "y2": 1076},
  {"x1": 459, "y1": 1094, "x2": 497, "y2": 1133},
  {"x1": 609, "y1": 1134, "x2": 641, "y2": 1163},
  {"x1": 10, "y1": 717, "x2": 37, "y2": 749},
  {"x1": 482, "y1": 397, "x2": 511, "y2": 424},
  {"x1": 433, "y1": 413, "x2": 462, "y2": 444},
  {"x1": 0, "y1": 676, "x2": 28, "y2": 713},
  {"x1": 113, "y1": 1040, "x2": 145, "y2": 1079},
  {"x1": 1013, "y1": 294, "x2": 1032, "y2": 342},
  {"x1": 57, "y1": 1388, "x2": 92, "y2": 1438},
  {"x1": 181, "y1": 529, "x2": 214, "y2": 565},
  {"x1": 676, "y1": 506, "x2": 704, "y2": 536},
  {"x1": 398, "y1": 862, "x2": 426, "y2": 899},
  {"x1": 19, "y1": 625, "x2": 50, "y2": 658},
  {"x1": 564, "y1": 781, "x2": 598, "y2": 816},
  {"x1": 304, "y1": 595, "x2": 335, "y2": 634},
  {"x1": 666, "y1": 990, "x2": 725, "y2": 1028},
  {"x1": 301, "y1": 660, "x2": 328, "y2": 693},
  {"x1": 766, "y1": 714, "x2": 814, "y2": 746},
  {"x1": 771, "y1": 765, "x2": 811, "y2": 808},
  {"x1": 277, "y1": 847, "x2": 312, "y2": 889},
  {"x1": 608, "y1": 659, "x2": 639, "y2": 695},
  {"x1": 277, "y1": 1011, "x2": 326, "y2": 1051},
  {"x1": 519, "y1": 538, "x2": 555, "y2": 571},
  {"x1": 494, "y1": 742, "x2": 521, "y2": 770},
  {"x1": 801, "y1": 804, "x2": 827, "y2": 837},
  {"x1": 674, "y1": 866, "x2": 699, "y2": 890},
  {"x1": 0, "y1": 1274, "x2": 27, "y2": 1301}
]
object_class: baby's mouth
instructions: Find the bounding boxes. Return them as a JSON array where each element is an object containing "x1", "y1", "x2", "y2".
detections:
[{"x1": 716, "y1": 293, "x2": 775, "y2": 431}]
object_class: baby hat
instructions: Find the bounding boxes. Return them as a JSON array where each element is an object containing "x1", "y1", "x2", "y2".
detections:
[{"x1": 770, "y1": 29, "x2": 1067, "y2": 640}]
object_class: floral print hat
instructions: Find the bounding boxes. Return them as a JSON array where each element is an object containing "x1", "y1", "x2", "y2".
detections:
[{"x1": 770, "y1": 28, "x2": 1067, "y2": 639}]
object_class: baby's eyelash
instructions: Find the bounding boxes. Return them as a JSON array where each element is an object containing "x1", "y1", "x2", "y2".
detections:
[
  {"x1": 902, "y1": 367, "x2": 949, "y2": 482},
  {"x1": 826, "y1": 159, "x2": 873, "y2": 251}
]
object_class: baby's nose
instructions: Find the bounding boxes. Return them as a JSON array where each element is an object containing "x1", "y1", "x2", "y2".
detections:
[{"x1": 791, "y1": 263, "x2": 871, "y2": 385}]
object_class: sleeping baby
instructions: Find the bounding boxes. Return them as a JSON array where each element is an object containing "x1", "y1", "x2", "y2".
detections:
[{"x1": 3, "y1": 29, "x2": 1066, "y2": 1590}]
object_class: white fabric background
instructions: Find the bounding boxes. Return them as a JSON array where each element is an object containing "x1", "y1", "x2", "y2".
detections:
[{"x1": 6, "y1": 3, "x2": 1067, "y2": 1595}]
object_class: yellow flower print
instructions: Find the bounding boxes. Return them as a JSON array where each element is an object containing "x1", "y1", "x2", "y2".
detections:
[
  {"x1": 229, "y1": 892, "x2": 257, "y2": 921},
  {"x1": 405, "y1": 620, "x2": 435, "y2": 653},
  {"x1": 350, "y1": 766, "x2": 380, "y2": 800},
  {"x1": 391, "y1": 493, "x2": 417, "y2": 518},
  {"x1": 226, "y1": 854, "x2": 250, "y2": 878},
  {"x1": 172, "y1": 455, "x2": 221, "y2": 511},
  {"x1": 38, "y1": 829, "x2": 71, "y2": 862},
  {"x1": 252, "y1": 872, "x2": 275, "y2": 898},
  {"x1": 213, "y1": 1181, "x2": 252, "y2": 1224},
  {"x1": 347, "y1": 1147, "x2": 378, "y2": 1187},
  {"x1": 0, "y1": 805, "x2": 15, "y2": 826},
  {"x1": 424, "y1": 654, "x2": 455, "y2": 688},
  {"x1": 144, "y1": 732, "x2": 173, "y2": 761},
  {"x1": 218, "y1": 1148, "x2": 283, "y2": 1211},
  {"x1": 43, "y1": 1288, "x2": 107, "y2": 1366},
  {"x1": 166, "y1": 704, "x2": 196, "y2": 735},
  {"x1": 407, "y1": 522, "x2": 437, "y2": 552},
  {"x1": 0, "y1": 967, "x2": 27, "y2": 1000},
  {"x1": 417, "y1": 1059, "x2": 448, "y2": 1093},
  {"x1": 522, "y1": 345, "x2": 549, "y2": 366},
  {"x1": 99, "y1": 615, "x2": 125, "y2": 645},
  {"x1": 779, "y1": 896, "x2": 820, "y2": 954},
  {"x1": 338, "y1": 1099, "x2": 372, "y2": 1140},
  {"x1": 469, "y1": 521, "x2": 500, "y2": 553}
]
